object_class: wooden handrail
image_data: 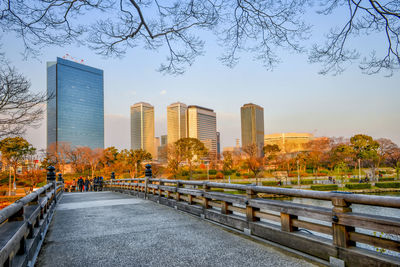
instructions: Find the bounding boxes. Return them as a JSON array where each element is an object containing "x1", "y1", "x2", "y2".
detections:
[
  {"x1": 0, "y1": 181, "x2": 64, "y2": 266},
  {"x1": 104, "y1": 177, "x2": 400, "y2": 266}
]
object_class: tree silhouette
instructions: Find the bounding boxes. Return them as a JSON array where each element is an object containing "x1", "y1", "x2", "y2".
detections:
[{"x1": 1, "y1": 0, "x2": 398, "y2": 75}]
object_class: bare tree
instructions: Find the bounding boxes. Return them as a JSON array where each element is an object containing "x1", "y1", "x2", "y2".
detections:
[
  {"x1": 1, "y1": 0, "x2": 397, "y2": 75},
  {"x1": 0, "y1": 65, "x2": 47, "y2": 137}
]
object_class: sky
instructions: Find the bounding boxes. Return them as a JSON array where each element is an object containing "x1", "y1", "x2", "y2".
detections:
[{"x1": 2, "y1": 3, "x2": 400, "y2": 151}]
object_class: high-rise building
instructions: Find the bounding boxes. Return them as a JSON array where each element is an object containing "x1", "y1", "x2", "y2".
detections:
[
  {"x1": 130, "y1": 102, "x2": 155, "y2": 156},
  {"x1": 161, "y1": 135, "x2": 168, "y2": 146},
  {"x1": 47, "y1": 57, "x2": 104, "y2": 149},
  {"x1": 167, "y1": 102, "x2": 187, "y2": 144},
  {"x1": 241, "y1": 103, "x2": 264, "y2": 154},
  {"x1": 187, "y1": 105, "x2": 217, "y2": 155}
]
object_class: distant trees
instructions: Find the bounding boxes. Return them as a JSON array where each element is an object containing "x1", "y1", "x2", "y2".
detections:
[
  {"x1": 0, "y1": 137, "x2": 35, "y2": 195},
  {"x1": 174, "y1": 138, "x2": 208, "y2": 178},
  {"x1": 242, "y1": 144, "x2": 263, "y2": 178}
]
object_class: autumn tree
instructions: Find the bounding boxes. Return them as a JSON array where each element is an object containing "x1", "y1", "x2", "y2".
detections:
[
  {"x1": 175, "y1": 138, "x2": 208, "y2": 179},
  {"x1": 0, "y1": 137, "x2": 35, "y2": 195},
  {"x1": 222, "y1": 151, "x2": 234, "y2": 173},
  {"x1": 242, "y1": 143, "x2": 264, "y2": 179},
  {"x1": 306, "y1": 138, "x2": 331, "y2": 177},
  {"x1": 81, "y1": 147, "x2": 104, "y2": 179},
  {"x1": 350, "y1": 134, "x2": 380, "y2": 178},
  {"x1": 119, "y1": 149, "x2": 152, "y2": 177},
  {"x1": 263, "y1": 144, "x2": 281, "y2": 170},
  {"x1": 100, "y1": 146, "x2": 119, "y2": 174},
  {"x1": 46, "y1": 142, "x2": 72, "y2": 174},
  {"x1": 1, "y1": 1, "x2": 398, "y2": 75},
  {"x1": 165, "y1": 144, "x2": 182, "y2": 178}
]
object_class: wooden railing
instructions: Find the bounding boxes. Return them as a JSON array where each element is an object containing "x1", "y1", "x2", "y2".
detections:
[
  {"x1": 105, "y1": 178, "x2": 400, "y2": 266},
  {"x1": 0, "y1": 181, "x2": 64, "y2": 267}
]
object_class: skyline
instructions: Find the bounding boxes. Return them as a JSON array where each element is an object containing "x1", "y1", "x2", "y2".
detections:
[{"x1": 2, "y1": 34, "x2": 399, "y2": 151}]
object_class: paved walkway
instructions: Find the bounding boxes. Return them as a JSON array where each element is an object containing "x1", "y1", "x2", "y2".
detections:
[{"x1": 37, "y1": 192, "x2": 317, "y2": 267}]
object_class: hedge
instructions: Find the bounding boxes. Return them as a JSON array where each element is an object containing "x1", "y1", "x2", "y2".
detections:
[
  {"x1": 345, "y1": 183, "x2": 371, "y2": 190},
  {"x1": 349, "y1": 178, "x2": 360, "y2": 183},
  {"x1": 375, "y1": 182, "x2": 400, "y2": 188},
  {"x1": 208, "y1": 170, "x2": 217, "y2": 175},
  {"x1": 378, "y1": 177, "x2": 395, "y2": 182},
  {"x1": 262, "y1": 181, "x2": 280, "y2": 186},
  {"x1": 290, "y1": 179, "x2": 314, "y2": 185},
  {"x1": 310, "y1": 184, "x2": 338, "y2": 191}
]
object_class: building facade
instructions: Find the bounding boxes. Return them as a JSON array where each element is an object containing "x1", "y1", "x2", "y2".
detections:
[
  {"x1": 167, "y1": 102, "x2": 187, "y2": 144},
  {"x1": 264, "y1": 133, "x2": 314, "y2": 154},
  {"x1": 47, "y1": 57, "x2": 104, "y2": 149},
  {"x1": 130, "y1": 102, "x2": 155, "y2": 156},
  {"x1": 187, "y1": 105, "x2": 217, "y2": 155},
  {"x1": 241, "y1": 103, "x2": 264, "y2": 154}
]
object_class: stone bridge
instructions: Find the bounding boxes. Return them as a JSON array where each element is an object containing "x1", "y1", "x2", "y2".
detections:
[{"x1": 1, "y1": 167, "x2": 399, "y2": 267}]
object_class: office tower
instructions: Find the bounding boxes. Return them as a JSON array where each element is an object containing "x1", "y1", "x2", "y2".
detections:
[
  {"x1": 167, "y1": 102, "x2": 187, "y2": 144},
  {"x1": 154, "y1": 137, "x2": 160, "y2": 160},
  {"x1": 130, "y1": 102, "x2": 155, "y2": 156},
  {"x1": 241, "y1": 103, "x2": 264, "y2": 154},
  {"x1": 161, "y1": 135, "x2": 168, "y2": 146},
  {"x1": 187, "y1": 105, "x2": 217, "y2": 155},
  {"x1": 47, "y1": 57, "x2": 104, "y2": 149}
]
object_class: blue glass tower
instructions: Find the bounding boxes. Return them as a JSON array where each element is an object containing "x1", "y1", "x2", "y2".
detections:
[{"x1": 47, "y1": 57, "x2": 104, "y2": 149}]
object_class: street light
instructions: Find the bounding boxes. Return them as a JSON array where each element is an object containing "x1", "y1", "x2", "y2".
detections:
[{"x1": 297, "y1": 160, "x2": 300, "y2": 188}]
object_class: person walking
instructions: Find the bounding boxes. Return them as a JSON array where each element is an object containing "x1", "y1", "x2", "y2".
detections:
[
  {"x1": 78, "y1": 177, "x2": 83, "y2": 192},
  {"x1": 72, "y1": 179, "x2": 77, "y2": 192},
  {"x1": 84, "y1": 177, "x2": 89, "y2": 192}
]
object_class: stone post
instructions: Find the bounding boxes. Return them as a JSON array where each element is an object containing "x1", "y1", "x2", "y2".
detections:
[
  {"x1": 144, "y1": 164, "x2": 151, "y2": 199},
  {"x1": 47, "y1": 166, "x2": 56, "y2": 203}
]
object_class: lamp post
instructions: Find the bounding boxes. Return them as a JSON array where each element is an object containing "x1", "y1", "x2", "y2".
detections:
[
  {"x1": 297, "y1": 160, "x2": 300, "y2": 188},
  {"x1": 207, "y1": 162, "x2": 209, "y2": 181},
  {"x1": 358, "y1": 158, "x2": 361, "y2": 179}
]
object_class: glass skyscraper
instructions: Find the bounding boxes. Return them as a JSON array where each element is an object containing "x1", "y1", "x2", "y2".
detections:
[{"x1": 47, "y1": 57, "x2": 104, "y2": 149}]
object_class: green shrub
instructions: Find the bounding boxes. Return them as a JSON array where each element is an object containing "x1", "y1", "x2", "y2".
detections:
[
  {"x1": 208, "y1": 170, "x2": 217, "y2": 175},
  {"x1": 223, "y1": 170, "x2": 233, "y2": 175},
  {"x1": 349, "y1": 178, "x2": 360, "y2": 183},
  {"x1": 375, "y1": 182, "x2": 400, "y2": 188},
  {"x1": 262, "y1": 181, "x2": 279, "y2": 186},
  {"x1": 235, "y1": 172, "x2": 241, "y2": 177},
  {"x1": 345, "y1": 183, "x2": 371, "y2": 190},
  {"x1": 306, "y1": 169, "x2": 313, "y2": 174},
  {"x1": 310, "y1": 184, "x2": 338, "y2": 191},
  {"x1": 378, "y1": 177, "x2": 395, "y2": 182},
  {"x1": 301, "y1": 179, "x2": 314, "y2": 185}
]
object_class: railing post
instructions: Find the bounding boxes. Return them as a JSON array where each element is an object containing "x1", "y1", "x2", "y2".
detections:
[
  {"x1": 47, "y1": 166, "x2": 56, "y2": 203},
  {"x1": 221, "y1": 201, "x2": 232, "y2": 215},
  {"x1": 246, "y1": 187, "x2": 259, "y2": 222},
  {"x1": 280, "y1": 213, "x2": 298, "y2": 232},
  {"x1": 144, "y1": 164, "x2": 152, "y2": 199},
  {"x1": 332, "y1": 197, "x2": 355, "y2": 248},
  {"x1": 176, "y1": 181, "x2": 180, "y2": 201},
  {"x1": 202, "y1": 182, "x2": 210, "y2": 209}
]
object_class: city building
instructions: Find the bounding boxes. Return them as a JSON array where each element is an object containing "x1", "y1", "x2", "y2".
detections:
[
  {"x1": 47, "y1": 57, "x2": 104, "y2": 149},
  {"x1": 161, "y1": 135, "x2": 168, "y2": 146},
  {"x1": 240, "y1": 103, "x2": 264, "y2": 154},
  {"x1": 167, "y1": 102, "x2": 187, "y2": 144},
  {"x1": 154, "y1": 137, "x2": 160, "y2": 160},
  {"x1": 187, "y1": 105, "x2": 217, "y2": 155},
  {"x1": 264, "y1": 133, "x2": 314, "y2": 154},
  {"x1": 130, "y1": 102, "x2": 155, "y2": 156}
]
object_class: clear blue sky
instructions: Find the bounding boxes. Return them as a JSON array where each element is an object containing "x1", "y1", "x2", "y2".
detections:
[{"x1": 2, "y1": 4, "x2": 400, "y2": 151}]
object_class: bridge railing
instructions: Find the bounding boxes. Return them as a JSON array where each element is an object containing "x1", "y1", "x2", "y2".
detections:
[
  {"x1": 105, "y1": 177, "x2": 399, "y2": 266},
  {"x1": 0, "y1": 167, "x2": 64, "y2": 267}
]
